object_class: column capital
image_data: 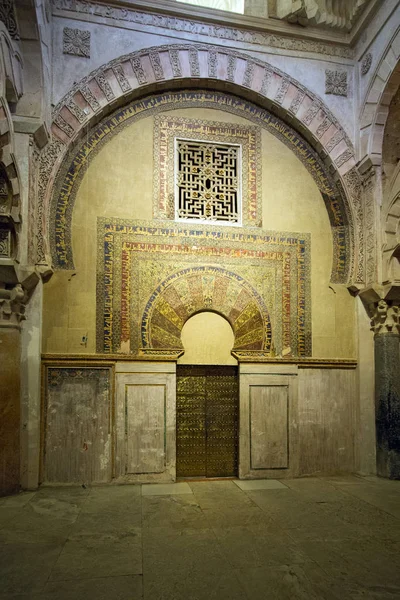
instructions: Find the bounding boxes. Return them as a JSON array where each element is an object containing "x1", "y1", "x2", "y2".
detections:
[
  {"x1": 358, "y1": 283, "x2": 400, "y2": 335},
  {"x1": 0, "y1": 283, "x2": 26, "y2": 328}
]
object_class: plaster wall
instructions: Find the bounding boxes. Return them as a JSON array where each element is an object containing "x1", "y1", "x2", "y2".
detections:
[
  {"x1": 179, "y1": 312, "x2": 237, "y2": 365},
  {"x1": 42, "y1": 105, "x2": 356, "y2": 359}
]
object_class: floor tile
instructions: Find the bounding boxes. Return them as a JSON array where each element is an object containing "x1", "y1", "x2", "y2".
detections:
[
  {"x1": 49, "y1": 532, "x2": 142, "y2": 581},
  {"x1": 236, "y1": 563, "x2": 340, "y2": 600},
  {"x1": 142, "y1": 494, "x2": 206, "y2": 530},
  {"x1": 0, "y1": 478, "x2": 399, "y2": 599},
  {"x1": 144, "y1": 567, "x2": 247, "y2": 600},
  {"x1": 0, "y1": 492, "x2": 36, "y2": 508},
  {"x1": 43, "y1": 575, "x2": 143, "y2": 599},
  {"x1": 234, "y1": 479, "x2": 288, "y2": 491},
  {"x1": 0, "y1": 543, "x2": 62, "y2": 594},
  {"x1": 141, "y1": 482, "x2": 192, "y2": 496},
  {"x1": 213, "y1": 525, "x2": 310, "y2": 569}
]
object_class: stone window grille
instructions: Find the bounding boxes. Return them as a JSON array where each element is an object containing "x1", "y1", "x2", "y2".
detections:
[{"x1": 174, "y1": 138, "x2": 242, "y2": 225}]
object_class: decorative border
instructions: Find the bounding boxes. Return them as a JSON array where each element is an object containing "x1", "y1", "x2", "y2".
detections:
[
  {"x1": 51, "y1": 90, "x2": 351, "y2": 283},
  {"x1": 154, "y1": 115, "x2": 262, "y2": 226},
  {"x1": 51, "y1": 0, "x2": 353, "y2": 59},
  {"x1": 97, "y1": 219, "x2": 311, "y2": 357},
  {"x1": 42, "y1": 354, "x2": 357, "y2": 367},
  {"x1": 141, "y1": 265, "x2": 272, "y2": 349}
]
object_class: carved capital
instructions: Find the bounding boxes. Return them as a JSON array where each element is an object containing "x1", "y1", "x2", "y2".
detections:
[
  {"x1": 369, "y1": 300, "x2": 400, "y2": 335},
  {"x1": 359, "y1": 283, "x2": 400, "y2": 336},
  {"x1": 0, "y1": 283, "x2": 26, "y2": 327}
]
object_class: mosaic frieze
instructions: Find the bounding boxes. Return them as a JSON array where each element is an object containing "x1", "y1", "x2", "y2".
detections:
[
  {"x1": 51, "y1": 91, "x2": 350, "y2": 283},
  {"x1": 153, "y1": 116, "x2": 261, "y2": 227},
  {"x1": 97, "y1": 219, "x2": 311, "y2": 357}
]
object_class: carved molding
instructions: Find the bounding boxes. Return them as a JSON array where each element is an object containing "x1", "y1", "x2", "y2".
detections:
[{"x1": 51, "y1": 0, "x2": 353, "y2": 59}]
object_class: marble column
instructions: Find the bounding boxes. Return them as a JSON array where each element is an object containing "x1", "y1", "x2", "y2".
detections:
[
  {"x1": 0, "y1": 284, "x2": 26, "y2": 496},
  {"x1": 359, "y1": 285, "x2": 400, "y2": 479}
]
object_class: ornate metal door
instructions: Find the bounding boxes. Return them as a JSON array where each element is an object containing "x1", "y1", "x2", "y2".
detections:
[{"x1": 176, "y1": 366, "x2": 238, "y2": 478}]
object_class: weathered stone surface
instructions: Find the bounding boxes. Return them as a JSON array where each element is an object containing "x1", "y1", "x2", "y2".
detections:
[
  {"x1": 0, "y1": 328, "x2": 20, "y2": 497},
  {"x1": 375, "y1": 333, "x2": 400, "y2": 479}
]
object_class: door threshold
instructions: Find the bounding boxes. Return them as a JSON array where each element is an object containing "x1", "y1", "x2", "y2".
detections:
[{"x1": 177, "y1": 476, "x2": 238, "y2": 482}]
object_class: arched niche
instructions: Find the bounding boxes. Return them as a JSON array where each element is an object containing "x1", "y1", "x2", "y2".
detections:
[{"x1": 179, "y1": 311, "x2": 237, "y2": 365}]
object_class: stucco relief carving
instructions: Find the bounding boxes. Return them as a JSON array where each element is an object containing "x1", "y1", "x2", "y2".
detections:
[
  {"x1": 52, "y1": 0, "x2": 353, "y2": 58},
  {"x1": 80, "y1": 85, "x2": 100, "y2": 110},
  {"x1": 54, "y1": 114, "x2": 74, "y2": 138},
  {"x1": 36, "y1": 140, "x2": 64, "y2": 264},
  {"x1": 242, "y1": 61, "x2": 254, "y2": 88},
  {"x1": 0, "y1": 0, "x2": 19, "y2": 40},
  {"x1": 336, "y1": 149, "x2": 354, "y2": 168},
  {"x1": 0, "y1": 229, "x2": 11, "y2": 257},
  {"x1": 362, "y1": 166, "x2": 377, "y2": 285},
  {"x1": 275, "y1": 78, "x2": 290, "y2": 105},
  {"x1": 169, "y1": 49, "x2": 182, "y2": 78},
  {"x1": 208, "y1": 50, "x2": 218, "y2": 78},
  {"x1": 150, "y1": 51, "x2": 164, "y2": 80},
  {"x1": 66, "y1": 99, "x2": 86, "y2": 123},
  {"x1": 112, "y1": 65, "x2": 131, "y2": 93},
  {"x1": 131, "y1": 57, "x2": 147, "y2": 85},
  {"x1": 63, "y1": 26, "x2": 90, "y2": 58},
  {"x1": 95, "y1": 74, "x2": 114, "y2": 101},
  {"x1": 325, "y1": 70, "x2": 348, "y2": 97},
  {"x1": 188, "y1": 48, "x2": 200, "y2": 77},
  {"x1": 227, "y1": 55, "x2": 236, "y2": 82},
  {"x1": 361, "y1": 52, "x2": 372, "y2": 76},
  {"x1": 289, "y1": 90, "x2": 305, "y2": 114}
]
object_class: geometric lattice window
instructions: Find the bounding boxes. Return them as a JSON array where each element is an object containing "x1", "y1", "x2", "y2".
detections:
[{"x1": 175, "y1": 138, "x2": 242, "y2": 225}]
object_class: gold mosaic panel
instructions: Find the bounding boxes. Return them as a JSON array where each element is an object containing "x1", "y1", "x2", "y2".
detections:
[{"x1": 97, "y1": 219, "x2": 311, "y2": 357}]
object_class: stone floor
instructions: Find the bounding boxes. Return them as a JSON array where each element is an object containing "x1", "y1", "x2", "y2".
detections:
[{"x1": 1, "y1": 475, "x2": 400, "y2": 600}]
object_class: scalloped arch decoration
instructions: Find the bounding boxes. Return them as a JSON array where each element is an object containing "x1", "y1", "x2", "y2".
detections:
[{"x1": 141, "y1": 265, "x2": 272, "y2": 352}]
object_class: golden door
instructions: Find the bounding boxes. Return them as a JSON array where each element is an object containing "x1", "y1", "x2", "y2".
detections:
[{"x1": 176, "y1": 365, "x2": 239, "y2": 478}]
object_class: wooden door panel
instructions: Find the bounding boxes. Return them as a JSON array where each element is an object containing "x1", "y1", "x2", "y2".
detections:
[
  {"x1": 176, "y1": 366, "x2": 238, "y2": 478},
  {"x1": 206, "y1": 368, "x2": 238, "y2": 477},
  {"x1": 250, "y1": 384, "x2": 289, "y2": 469},
  {"x1": 176, "y1": 367, "x2": 206, "y2": 477},
  {"x1": 126, "y1": 384, "x2": 166, "y2": 474}
]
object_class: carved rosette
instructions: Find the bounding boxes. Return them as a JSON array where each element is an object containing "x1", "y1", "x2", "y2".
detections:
[{"x1": 0, "y1": 284, "x2": 26, "y2": 328}]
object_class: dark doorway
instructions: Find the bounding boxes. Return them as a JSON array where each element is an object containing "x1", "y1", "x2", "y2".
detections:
[{"x1": 176, "y1": 365, "x2": 239, "y2": 478}]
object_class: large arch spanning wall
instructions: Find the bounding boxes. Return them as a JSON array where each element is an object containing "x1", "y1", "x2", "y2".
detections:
[{"x1": 37, "y1": 43, "x2": 366, "y2": 284}]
